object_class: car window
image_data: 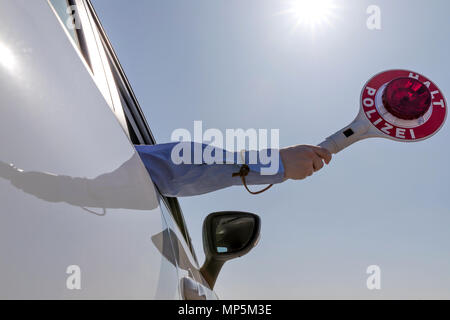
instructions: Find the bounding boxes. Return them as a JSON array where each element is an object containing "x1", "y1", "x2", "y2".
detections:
[
  {"x1": 50, "y1": 0, "x2": 132, "y2": 137},
  {"x1": 50, "y1": 0, "x2": 197, "y2": 257},
  {"x1": 48, "y1": 0, "x2": 91, "y2": 68},
  {"x1": 49, "y1": 0, "x2": 78, "y2": 45},
  {"x1": 81, "y1": 0, "x2": 197, "y2": 254}
]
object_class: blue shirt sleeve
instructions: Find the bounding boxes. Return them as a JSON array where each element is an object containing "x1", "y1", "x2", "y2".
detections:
[{"x1": 134, "y1": 142, "x2": 285, "y2": 197}]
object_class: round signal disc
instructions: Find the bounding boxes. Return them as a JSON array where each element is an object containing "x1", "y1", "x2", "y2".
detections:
[{"x1": 360, "y1": 69, "x2": 447, "y2": 141}]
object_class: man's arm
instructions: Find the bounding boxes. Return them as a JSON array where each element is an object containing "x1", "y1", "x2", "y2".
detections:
[{"x1": 135, "y1": 142, "x2": 331, "y2": 197}]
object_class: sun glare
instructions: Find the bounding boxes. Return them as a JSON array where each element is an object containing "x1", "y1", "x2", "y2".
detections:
[
  {"x1": 0, "y1": 42, "x2": 16, "y2": 72},
  {"x1": 284, "y1": 0, "x2": 337, "y2": 32}
]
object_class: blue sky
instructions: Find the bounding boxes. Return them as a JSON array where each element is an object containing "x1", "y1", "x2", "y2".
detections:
[{"x1": 92, "y1": 0, "x2": 450, "y2": 298}]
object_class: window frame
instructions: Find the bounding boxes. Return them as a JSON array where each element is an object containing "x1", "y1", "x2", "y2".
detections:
[
  {"x1": 48, "y1": 0, "x2": 90, "y2": 68},
  {"x1": 57, "y1": 0, "x2": 198, "y2": 261},
  {"x1": 66, "y1": 0, "x2": 91, "y2": 68}
]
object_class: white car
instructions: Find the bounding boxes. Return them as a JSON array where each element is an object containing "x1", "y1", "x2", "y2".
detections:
[{"x1": 0, "y1": 0, "x2": 260, "y2": 299}]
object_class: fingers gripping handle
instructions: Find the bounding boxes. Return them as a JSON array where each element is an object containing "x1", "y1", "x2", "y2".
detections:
[{"x1": 318, "y1": 120, "x2": 370, "y2": 154}]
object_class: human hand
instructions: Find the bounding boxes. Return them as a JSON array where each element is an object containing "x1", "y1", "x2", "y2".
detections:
[{"x1": 280, "y1": 145, "x2": 332, "y2": 180}]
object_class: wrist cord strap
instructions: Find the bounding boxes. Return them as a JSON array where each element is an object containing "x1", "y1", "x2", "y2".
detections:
[{"x1": 231, "y1": 150, "x2": 273, "y2": 195}]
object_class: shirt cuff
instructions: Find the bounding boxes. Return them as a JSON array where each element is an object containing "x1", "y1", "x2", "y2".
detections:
[{"x1": 243, "y1": 149, "x2": 285, "y2": 185}]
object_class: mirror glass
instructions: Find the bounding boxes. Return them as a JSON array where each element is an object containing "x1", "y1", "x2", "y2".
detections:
[{"x1": 212, "y1": 215, "x2": 255, "y2": 254}]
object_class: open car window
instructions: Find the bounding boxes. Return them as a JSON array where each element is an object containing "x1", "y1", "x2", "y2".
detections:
[
  {"x1": 49, "y1": 0, "x2": 129, "y2": 135},
  {"x1": 49, "y1": 0, "x2": 91, "y2": 68},
  {"x1": 48, "y1": 0, "x2": 197, "y2": 260}
]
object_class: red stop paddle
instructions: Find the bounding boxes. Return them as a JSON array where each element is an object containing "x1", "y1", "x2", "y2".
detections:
[{"x1": 318, "y1": 69, "x2": 447, "y2": 154}]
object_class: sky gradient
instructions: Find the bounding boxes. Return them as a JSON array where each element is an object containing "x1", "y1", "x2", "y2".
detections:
[{"x1": 92, "y1": 0, "x2": 450, "y2": 299}]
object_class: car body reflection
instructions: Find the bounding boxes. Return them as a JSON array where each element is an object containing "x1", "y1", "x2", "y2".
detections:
[{"x1": 0, "y1": 153, "x2": 158, "y2": 214}]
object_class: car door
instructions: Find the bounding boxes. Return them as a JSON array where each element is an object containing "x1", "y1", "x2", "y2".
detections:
[
  {"x1": 0, "y1": 0, "x2": 180, "y2": 299},
  {"x1": 158, "y1": 199, "x2": 218, "y2": 300},
  {"x1": 75, "y1": 0, "x2": 219, "y2": 299},
  {"x1": 50, "y1": 0, "x2": 217, "y2": 299}
]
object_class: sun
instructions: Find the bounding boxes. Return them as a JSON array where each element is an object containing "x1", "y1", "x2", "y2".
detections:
[
  {"x1": 0, "y1": 42, "x2": 16, "y2": 72},
  {"x1": 283, "y1": 0, "x2": 337, "y2": 32}
]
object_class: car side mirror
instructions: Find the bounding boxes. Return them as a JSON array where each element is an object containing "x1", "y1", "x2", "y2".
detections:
[{"x1": 200, "y1": 211, "x2": 261, "y2": 289}]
